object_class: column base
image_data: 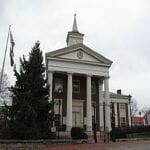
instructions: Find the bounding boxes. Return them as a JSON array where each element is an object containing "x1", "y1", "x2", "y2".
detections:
[
  {"x1": 105, "y1": 126, "x2": 111, "y2": 132},
  {"x1": 66, "y1": 125, "x2": 72, "y2": 131},
  {"x1": 85, "y1": 131, "x2": 93, "y2": 138},
  {"x1": 100, "y1": 126, "x2": 104, "y2": 132},
  {"x1": 86, "y1": 126, "x2": 92, "y2": 132}
]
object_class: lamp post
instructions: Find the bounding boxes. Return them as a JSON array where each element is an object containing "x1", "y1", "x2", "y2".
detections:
[
  {"x1": 103, "y1": 101, "x2": 106, "y2": 143},
  {"x1": 58, "y1": 88, "x2": 62, "y2": 139},
  {"x1": 139, "y1": 111, "x2": 142, "y2": 126},
  {"x1": 111, "y1": 102, "x2": 115, "y2": 129},
  {"x1": 93, "y1": 102, "x2": 97, "y2": 143},
  {"x1": 128, "y1": 94, "x2": 132, "y2": 127}
]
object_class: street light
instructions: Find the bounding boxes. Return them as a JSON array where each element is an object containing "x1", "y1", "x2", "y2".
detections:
[
  {"x1": 58, "y1": 88, "x2": 62, "y2": 139},
  {"x1": 93, "y1": 102, "x2": 97, "y2": 143},
  {"x1": 111, "y1": 102, "x2": 115, "y2": 129},
  {"x1": 139, "y1": 111, "x2": 142, "y2": 126},
  {"x1": 128, "y1": 94, "x2": 132, "y2": 127},
  {"x1": 103, "y1": 101, "x2": 106, "y2": 143}
]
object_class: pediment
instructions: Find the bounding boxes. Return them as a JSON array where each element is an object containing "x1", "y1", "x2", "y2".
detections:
[
  {"x1": 58, "y1": 49, "x2": 100, "y2": 63},
  {"x1": 46, "y1": 43, "x2": 113, "y2": 66}
]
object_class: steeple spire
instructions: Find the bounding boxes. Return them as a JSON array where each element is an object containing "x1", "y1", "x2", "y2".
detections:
[
  {"x1": 66, "y1": 14, "x2": 84, "y2": 46},
  {"x1": 72, "y1": 14, "x2": 78, "y2": 32}
]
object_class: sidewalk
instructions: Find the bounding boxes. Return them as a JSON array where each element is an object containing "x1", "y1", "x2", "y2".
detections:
[{"x1": 117, "y1": 137, "x2": 150, "y2": 142}]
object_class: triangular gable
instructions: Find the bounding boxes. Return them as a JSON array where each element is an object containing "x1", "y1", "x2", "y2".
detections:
[
  {"x1": 46, "y1": 43, "x2": 113, "y2": 66},
  {"x1": 58, "y1": 49, "x2": 100, "y2": 63}
]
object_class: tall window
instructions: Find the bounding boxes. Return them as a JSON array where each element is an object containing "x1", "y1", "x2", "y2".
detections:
[
  {"x1": 119, "y1": 104, "x2": 126, "y2": 127},
  {"x1": 120, "y1": 117, "x2": 126, "y2": 127},
  {"x1": 119, "y1": 104, "x2": 125, "y2": 110},
  {"x1": 92, "y1": 81, "x2": 96, "y2": 94},
  {"x1": 54, "y1": 78, "x2": 63, "y2": 92},
  {"x1": 73, "y1": 80, "x2": 80, "y2": 93}
]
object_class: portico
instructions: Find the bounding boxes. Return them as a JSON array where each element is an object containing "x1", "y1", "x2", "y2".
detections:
[{"x1": 48, "y1": 71, "x2": 111, "y2": 131}]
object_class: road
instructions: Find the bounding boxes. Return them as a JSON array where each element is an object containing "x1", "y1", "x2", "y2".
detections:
[
  {"x1": 104, "y1": 142, "x2": 150, "y2": 150},
  {"x1": 47, "y1": 140, "x2": 150, "y2": 150}
]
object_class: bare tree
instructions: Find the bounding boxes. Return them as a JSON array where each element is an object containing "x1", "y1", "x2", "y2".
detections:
[
  {"x1": 130, "y1": 98, "x2": 138, "y2": 117},
  {"x1": 141, "y1": 106, "x2": 150, "y2": 115},
  {"x1": 0, "y1": 71, "x2": 11, "y2": 106}
]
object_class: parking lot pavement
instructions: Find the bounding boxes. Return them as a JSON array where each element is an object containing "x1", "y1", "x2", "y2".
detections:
[{"x1": 47, "y1": 140, "x2": 150, "y2": 150}]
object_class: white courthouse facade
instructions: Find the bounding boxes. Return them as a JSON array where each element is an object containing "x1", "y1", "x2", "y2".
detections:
[{"x1": 46, "y1": 15, "x2": 131, "y2": 133}]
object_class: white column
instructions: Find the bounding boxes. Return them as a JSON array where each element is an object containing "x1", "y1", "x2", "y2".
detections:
[
  {"x1": 99, "y1": 79, "x2": 104, "y2": 131},
  {"x1": 48, "y1": 71, "x2": 53, "y2": 102},
  {"x1": 86, "y1": 75, "x2": 92, "y2": 131},
  {"x1": 66, "y1": 73, "x2": 73, "y2": 131},
  {"x1": 104, "y1": 77, "x2": 111, "y2": 132},
  {"x1": 128, "y1": 103, "x2": 131, "y2": 126},
  {"x1": 114, "y1": 103, "x2": 118, "y2": 127}
]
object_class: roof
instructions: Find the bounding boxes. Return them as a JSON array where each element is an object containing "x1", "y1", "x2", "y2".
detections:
[
  {"x1": 46, "y1": 43, "x2": 113, "y2": 67},
  {"x1": 132, "y1": 116, "x2": 144, "y2": 124},
  {"x1": 72, "y1": 14, "x2": 78, "y2": 32},
  {"x1": 109, "y1": 92, "x2": 129, "y2": 99}
]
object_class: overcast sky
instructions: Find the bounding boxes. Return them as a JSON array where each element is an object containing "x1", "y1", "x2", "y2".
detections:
[{"x1": 1, "y1": 0, "x2": 150, "y2": 110}]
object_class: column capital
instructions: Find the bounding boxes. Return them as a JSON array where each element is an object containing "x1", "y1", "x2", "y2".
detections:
[
  {"x1": 48, "y1": 70, "x2": 54, "y2": 73},
  {"x1": 99, "y1": 78, "x2": 103, "y2": 84},
  {"x1": 67, "y1": 72, "x2": 73, "y2": 75},
  {"x1": 86, "y1": 74, "x2": 92, "y2": 77},
  {"x1": 104, "y1": 76, "x2": 110, "y2": 80}
]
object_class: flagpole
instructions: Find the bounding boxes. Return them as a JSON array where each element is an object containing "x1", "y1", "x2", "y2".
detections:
[{"x1": 0, "y1": 25, "x2": 11, "y2": 93}]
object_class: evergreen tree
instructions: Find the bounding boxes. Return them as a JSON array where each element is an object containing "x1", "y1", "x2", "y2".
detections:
[{"x1": 4, "y1": 41, "x2": 53, "y2": 139}]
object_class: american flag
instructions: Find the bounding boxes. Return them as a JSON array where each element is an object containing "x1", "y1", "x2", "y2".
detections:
[{"x1": 9, "y1": 30, "x2": 15, "y2": 66}]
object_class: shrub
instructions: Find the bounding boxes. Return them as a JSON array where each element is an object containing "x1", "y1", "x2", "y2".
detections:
[
  {"x1": 0, "y1": 122, "x2": 56, "y2": 139},
  {"x1": 126, "y1": 126, "x2": 150, "y2": 134},
  {"x1": 110, "y1": 126, "x2": 150, "y2": 141},
  {"x1": 110, "y1": 128, "x2": 127, "y2": 142},
  {"x1": 71, "y1": 127, "x2": 88, "y2": 140}
]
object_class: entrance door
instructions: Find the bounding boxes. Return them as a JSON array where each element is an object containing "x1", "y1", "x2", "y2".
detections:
[
  {"x1": 73, "y1": 112, "x2": 81, "y2": 127},
  {"x1": 72, "y1": 101, "x2": 83, "y2": 128}
]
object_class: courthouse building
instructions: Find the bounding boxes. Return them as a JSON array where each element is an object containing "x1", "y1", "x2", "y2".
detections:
[{"x1": 46, "y1": 15, "x2": 131, "y2": 133}]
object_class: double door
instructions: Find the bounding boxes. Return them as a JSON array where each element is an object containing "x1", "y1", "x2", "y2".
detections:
[{"x1": 72, "y1": 101, "x2": 83, "y2": 127}]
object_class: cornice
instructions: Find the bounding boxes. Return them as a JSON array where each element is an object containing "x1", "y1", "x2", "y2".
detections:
[
  {"x1": 46, "y1": 56, "x2": 111, "y2": 67},
  {"x1": 109, "y1": 94, "x2": 129, "y2": 99}
]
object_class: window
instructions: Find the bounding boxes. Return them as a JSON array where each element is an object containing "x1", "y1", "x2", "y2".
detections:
[
  {"x1": 120, "y1": 117, "x2": 126, "y2": 127},
  {"x1": 73, "y1": 80, "x2": 80, "y2": 93},
  {"x1": 54, "y1": 78, "x2": 63, "y2": 92},
  {"x1": 54, "y1": 114, "x2": 61, "y2": 126},
  {"x1": 119, "y1": 104, "x2": 125, "y2": 110},
  {"x1": 92, "y1": 81, "x2": 96, "y2": 94}
]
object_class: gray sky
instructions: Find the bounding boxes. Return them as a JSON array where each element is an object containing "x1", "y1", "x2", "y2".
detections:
[{"x1": 1, "y1": 0, "x2": 150, "y2": 110}]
